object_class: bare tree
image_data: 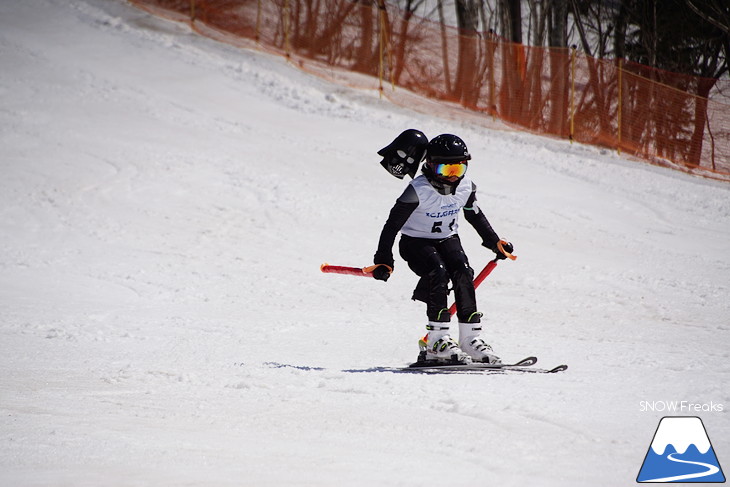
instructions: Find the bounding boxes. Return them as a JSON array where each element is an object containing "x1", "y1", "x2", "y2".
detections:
[
  {"x1": 684, "y1": 0, "x2": 730, "y2": 33},
  {"x1": 549, "y1": 1, "x2": 569, "y2": 48},
  {"x1": 495, "y1": 0, "x2": 523, "y2": 43},
  {"x1": 454, "y1": 0, "x2": 481, "y2": 106},
  {"x1": 391, "y1": 0, "x2": 428, "y2": 84}
]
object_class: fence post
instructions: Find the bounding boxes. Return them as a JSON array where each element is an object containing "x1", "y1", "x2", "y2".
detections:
[
  {"x1": 385, "y1": 11, "x2": 394, "y2": 91},
  {"x1": 255, "y1": 0, "x2": 261, "y2": 43},
  {"x1": 377, "y1": 0, "x2": 394, "y2": 98},
  {"x1": 437, "y1": 1, "x2": 451, "y2": 94},
  {"x1": 283, "y1": 0, "x2": 291, "y2": 58},
  {"x1": 378, "y1": 0, "x2": 385, "y2": 97},
  {"x1": 488, "y1": 30, "x2": 495, "y2": 121},
  {"x1": 569, "y1": 45, "x2": 576, "y2": 143},
  {"x1": 617, "y1": 59, "x2": 623, "y2": 155}
]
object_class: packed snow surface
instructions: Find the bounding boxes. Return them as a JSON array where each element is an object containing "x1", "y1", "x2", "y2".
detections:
[{"x1": 1, "y1": 1, "x2": 729, "y2": 486}]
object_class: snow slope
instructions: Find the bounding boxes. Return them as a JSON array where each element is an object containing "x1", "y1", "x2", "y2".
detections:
[{"x1": 1, "y1": 1, "x2": 729, "y2": 485}]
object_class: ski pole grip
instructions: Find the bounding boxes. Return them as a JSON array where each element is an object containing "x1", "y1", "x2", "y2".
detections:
[
  {"x1": 497, "y1": 240, "x2": 517, "y2": 260},
  {"x1": 362, "y1": 264, "x2": 393, "y2": 274}
]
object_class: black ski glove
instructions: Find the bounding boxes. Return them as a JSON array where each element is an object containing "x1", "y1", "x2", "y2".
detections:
[
  {"x1": 484, "y1": 240, "x2": 514, "y2": 260},
  {"x1": 495, "y1": 241, "x2": 514, "y2": 260},
  {"x1": 373, "y1": 251, "x2": 394, "y2": 282},
  {"x1": 372, "y1": 264, "x2": 392, "y2": 282}
]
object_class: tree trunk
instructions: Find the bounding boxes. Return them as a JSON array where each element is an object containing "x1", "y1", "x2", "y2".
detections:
[
  {"x1": 454, "y1": 0, "x2": 480, "y2": 107},
  {"x1": 613, "y1": 0, "x2": 627, "y2": 60},
  {"x1": 508, "y1": 0, "x2": 522, "y2": 44},
  {"x1": 546, "y1": 1, "x2": 569, "y2": 136}
]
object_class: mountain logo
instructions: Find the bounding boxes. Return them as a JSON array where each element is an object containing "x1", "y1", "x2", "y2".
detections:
[{"x1": 637, "y1": 416, "x2": 725, "y2": 483}]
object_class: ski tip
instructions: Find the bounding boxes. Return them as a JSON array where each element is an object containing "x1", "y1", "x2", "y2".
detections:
[
  {"x1": 514, "y1": 356, "x2": 538, "y2": 366},
  {"x1": 320, "y1": 262, "x2": 329, "y2": 272},
  {"x1": 549, "y1": 364, "x2": 569, "y2": 373}
]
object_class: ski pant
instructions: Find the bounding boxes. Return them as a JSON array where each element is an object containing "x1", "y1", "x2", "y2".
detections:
[{"x1": 398, "y1": 234, "x2": 477, "y2": 323}]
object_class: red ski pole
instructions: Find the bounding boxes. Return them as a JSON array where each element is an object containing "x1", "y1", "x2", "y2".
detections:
[
  {"x1": 447, "y1": 259, "x2": 498, "y2": 316},
  {"x1": 320, "y1": 263, "x2": 392, "y2": 278},
  {"x1": 447, "y1": 240, "x2": 516, "y2": 316}
]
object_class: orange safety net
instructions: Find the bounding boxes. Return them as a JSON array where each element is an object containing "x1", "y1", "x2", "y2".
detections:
[{"x1": 129, "y1": 0, "x2": 730, "y2": 179}]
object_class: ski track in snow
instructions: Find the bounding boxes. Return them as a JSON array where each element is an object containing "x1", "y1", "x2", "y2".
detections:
[{"x1": 1, "y1": 0, "x2": 729, "y2": 486}]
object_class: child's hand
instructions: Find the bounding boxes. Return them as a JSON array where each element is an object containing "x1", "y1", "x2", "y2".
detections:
[
  {"x1": 495, "y1": 240, "x2": 515, "y2": 260},
  {"x1": 372, "y1": 264, "x2": 392, "y2": 281}
]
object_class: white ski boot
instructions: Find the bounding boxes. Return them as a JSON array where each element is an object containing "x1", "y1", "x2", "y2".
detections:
[
  {"x1": 420, "y1": 322, "x2": 471, "y2": 364},
  {"x1": 459, "y1": 317, "x2": 501, "y2": 364}
]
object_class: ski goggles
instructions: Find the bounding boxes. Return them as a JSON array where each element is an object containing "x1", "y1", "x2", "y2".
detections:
[{"x1": 433, "y1": 162, "x2": 468, "y2": 178}]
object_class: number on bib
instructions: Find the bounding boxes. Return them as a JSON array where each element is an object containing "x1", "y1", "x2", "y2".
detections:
[{"x1": 431, "y1": 219, "x2": 455, "y2": 234}]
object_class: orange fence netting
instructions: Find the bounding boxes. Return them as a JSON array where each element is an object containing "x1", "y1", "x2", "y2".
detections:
[{"x1": 130, "y1": 0, "x2": 730, "y2": 179}]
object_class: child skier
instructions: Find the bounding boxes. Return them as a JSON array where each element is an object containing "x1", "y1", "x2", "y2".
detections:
[{"x1": 372, "y1": 131, "x2": 513, "y2": 365}]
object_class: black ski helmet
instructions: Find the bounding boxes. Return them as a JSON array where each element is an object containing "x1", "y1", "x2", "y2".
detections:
[
  {"x1": 378, "y1": 129, "x2": 428, "y2": 179},
  {"x1": 426, "y1": 134, "x2": 471, "y2": 163},
  {"x1": 423, "y1": 134, "x2": 471, "y2": 191}
]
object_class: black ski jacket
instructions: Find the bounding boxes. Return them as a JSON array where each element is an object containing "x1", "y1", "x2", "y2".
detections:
[{"x1": 374, "y1": 181, "x2": 500, "y2": 267}]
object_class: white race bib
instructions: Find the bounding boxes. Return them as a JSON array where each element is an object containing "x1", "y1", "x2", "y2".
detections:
[{"x1": 401, "y1": 175, "x2": 472, "y2": 239}]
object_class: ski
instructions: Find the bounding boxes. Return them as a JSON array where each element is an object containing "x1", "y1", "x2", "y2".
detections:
[
  {"x1": 400, "y1": 356, "x2": 568, "y2": 374},
  {"x1": 409, "y1": 355, "x2": 536, "y2": 369},
  {"x1": 259, "y1": 358, "x2": 567, "y2": 375},
  {"x1": 402, "y1": 363, "x2": 568, "y2": 374}
]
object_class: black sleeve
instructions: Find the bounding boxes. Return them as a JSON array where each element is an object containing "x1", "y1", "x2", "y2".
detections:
[
  {"x1": 374, "y1": 185, "x2": 418, "y2": 267},
  {"x1": 463, "y1": 183, "x2": 500, "y2": 251}
]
